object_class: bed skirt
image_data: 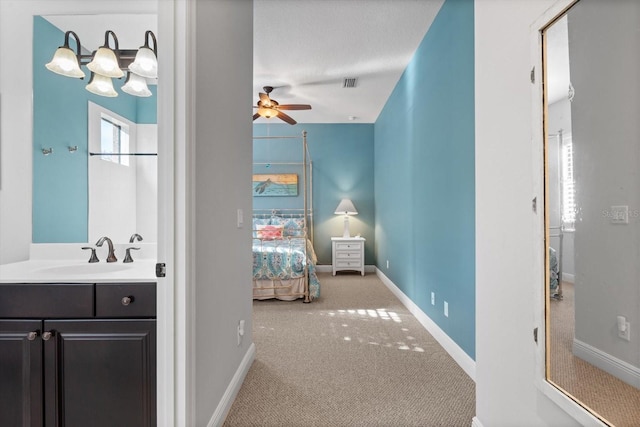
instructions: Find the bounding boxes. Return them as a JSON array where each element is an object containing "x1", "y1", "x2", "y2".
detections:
[{"x1": 253, "y1": 277, "x2": 307, "y2": 301}]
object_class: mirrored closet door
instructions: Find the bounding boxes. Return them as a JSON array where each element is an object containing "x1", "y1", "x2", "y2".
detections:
[{"x1": 542, "y1": 1, "x2": 640, "y2": 425}]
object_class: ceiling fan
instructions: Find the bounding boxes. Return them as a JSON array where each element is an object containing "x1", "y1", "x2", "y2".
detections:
[{"x1": 252, "y1": 86, "x2": 312, "y2": 125}]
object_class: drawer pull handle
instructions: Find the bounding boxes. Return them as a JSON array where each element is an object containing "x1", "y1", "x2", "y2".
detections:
[
  {"x1": 122, "y1": 296, "x2": 134, "y2": 306},
  {"x1": 42, "y1": 331, "x2": 52, "y2": 341},
  {"x1": 27, "y1": 331, "x2": 38, "y2": 341}
]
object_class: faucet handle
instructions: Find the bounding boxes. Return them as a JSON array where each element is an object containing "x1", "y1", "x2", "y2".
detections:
[
  {"x1": 81, "y1": 247, "x2": 99, "y2": 263},
  {"x1": 129, "y1": 233, "x2": 143, "y2": 243},
  {"x1": 123, "y1": 247, "x2": 140, "y2": 263}
]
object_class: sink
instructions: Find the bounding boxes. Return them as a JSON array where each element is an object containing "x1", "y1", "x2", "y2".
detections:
[{"x1": 36, "y1": 263, "x2": 135, "y2": 276}]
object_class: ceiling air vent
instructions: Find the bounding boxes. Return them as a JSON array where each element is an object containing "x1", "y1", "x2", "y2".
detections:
[{"x1": 343, "y1": 77, "x2": 358, "y2": 88}]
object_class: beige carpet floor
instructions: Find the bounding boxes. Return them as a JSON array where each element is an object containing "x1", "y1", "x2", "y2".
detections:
[
  {"x1": 224, "y1": 272, "x2": 475, "y2": 427},
  {"x1": 550, "y1": 281, "x2": 640, "y2": 427}
]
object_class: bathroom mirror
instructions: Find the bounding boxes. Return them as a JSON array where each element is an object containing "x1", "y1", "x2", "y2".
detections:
[
  {"x1": 543, "y1": 0, "x2": 640, "y2": 425},
  {"x1": 32, "y1": 14, "x2": 158, "y2": 244}
]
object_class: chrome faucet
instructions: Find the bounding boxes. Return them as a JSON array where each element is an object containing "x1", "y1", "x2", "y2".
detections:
[
  {"x1": 96, "y1": 236, "x2": 117, "y2": 262},
  {"x1": 129, "y1": 233, "x2": 143, "y2": 243}
]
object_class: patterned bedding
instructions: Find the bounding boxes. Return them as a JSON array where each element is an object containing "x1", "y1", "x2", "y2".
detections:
[
  {"x1": 252, "y1": 237, "x2": 320, "y2": 300},
  {"x1": 549, "y1": 246, "x2": 559, "y2": 294}
]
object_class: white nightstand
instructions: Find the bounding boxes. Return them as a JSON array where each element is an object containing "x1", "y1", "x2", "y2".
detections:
[{"x1": 332, "y1": 237, "x2": 365, "y2": 276}]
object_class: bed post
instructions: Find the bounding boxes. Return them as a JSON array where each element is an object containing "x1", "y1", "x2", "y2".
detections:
[{"x1": 302, "y1": 130, "x2": 310, "y2": 303}]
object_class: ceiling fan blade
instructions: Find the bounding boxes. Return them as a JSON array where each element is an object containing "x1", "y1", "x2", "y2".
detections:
[
  {"x1": 277, "y1": 104, "x2": 312, "y2": 111},
  {"x1": 259, "y1": 92, "x2": 271, "y2": 105},
  {"x1": 277, "y1": 111, "x2": 297, "y2": 125},
  {"x1": 253, "y1": 113, "x2": 260, "y2": 121}
]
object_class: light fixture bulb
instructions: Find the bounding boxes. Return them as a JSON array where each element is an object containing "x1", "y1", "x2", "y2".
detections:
[
  {"x1": 258, "y1": 106, "x2": 277, "y2": 119},
  {"x1": 122, "y1": 72, "x2": 152, "y2": 97},
  {"x1": 87, "y1": 47, "x2": 124, "y2": 78},
  {"x1": 45, "y1": 46, "x2": 85, "y2": 79},
  {"x1": 129, "y1": 47, "x2": 158, "y2": 79},
  {"x1": 85, "y1": 73, "x2": 118, "y2": 97}
]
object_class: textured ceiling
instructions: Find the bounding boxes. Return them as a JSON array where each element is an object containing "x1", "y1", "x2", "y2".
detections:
[
  {"x1": 45, "y1": 1, "x2": 446, "y2": 124},
  {"x1": 253, "y1": 0, "x2": 444, "y2": 124}
]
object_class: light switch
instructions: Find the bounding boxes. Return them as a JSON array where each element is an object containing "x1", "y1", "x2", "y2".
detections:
[
  {"x1": 611, "y1": 205, "x2": 629, "y2": 224},
  {"x1": 237, "y1": 209, "x2": 244, "y2": 228}
]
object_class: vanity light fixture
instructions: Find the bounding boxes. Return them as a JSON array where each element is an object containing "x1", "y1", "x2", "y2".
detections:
[
  {"x1": 128, "y1": 31, "x2": 158, "y2": 79},
  {"x1": 45, "y1": 29, "x2": 158, "y2": 98},
  {"x1": 45, "y1": 31, "x2": 86, "y2": 79},
  {"x1": 86, "y1": 30, "x2": 124, "y2": 79},
  {"x1": 85, "y1": 72, "x2": 118, "y2": 97},
  {"x1": 121, "y1": 72, "x2": 152, "y2": 97}
]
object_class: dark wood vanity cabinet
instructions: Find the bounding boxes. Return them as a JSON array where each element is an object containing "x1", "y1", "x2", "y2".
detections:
[{"x1": 0, "y1": 283, "x2": 156, "y2": 427}]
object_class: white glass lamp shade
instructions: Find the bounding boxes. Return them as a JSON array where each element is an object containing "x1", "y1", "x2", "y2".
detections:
[
  {"x1": 85, "y1": 73, "x2": 118, "y2": 97},
  {"x1": 87, "y1": 47, "x2": 124, "y2": 78},
  {"x1": 334, "y1": 199, "x2": 358, "y2": 216},
  {"x1": 258, "y1": 106, "x2": 278, "y2": 119},
  {"x1": 129, "y1": 47, "x2": 158, "y2": 79},
  {"x1": 122, "y1": 73, "x2": 152, "y2": 97},
  {"x1": 45, "y1": 47, "x2": 85, "y2": 79}
]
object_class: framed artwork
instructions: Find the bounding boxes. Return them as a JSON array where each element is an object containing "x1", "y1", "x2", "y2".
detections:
[{"x1": 252, "y1": 173, "x2": 298, "y2": 196}]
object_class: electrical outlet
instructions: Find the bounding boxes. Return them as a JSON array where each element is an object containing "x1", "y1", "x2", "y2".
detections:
[
  {"x1": 431, "y1": 292, "x2": 435, "y2": 305},
  {"x1": 386, "y1": 260, "x2": 389, "y2": 269},
  {"x1": 618, "y1": 321, "x2": 630, "y2": 341},
  {"x1": 444, "y1": 301, "x2": 449, "y2": 317}
]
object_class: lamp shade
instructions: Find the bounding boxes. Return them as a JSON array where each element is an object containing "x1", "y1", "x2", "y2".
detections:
[
  {"x1": 85, "y1": 73, "x2": 118, "y2": 97},
  {"x1": 45, "y1": 46, "x2": 86, "y2": 78},
  {"x1": 334, "y1": 199, "x2": 358, "y2": 215},
  {"x1": 87, "y1": 47, "x2": 124, "y2": 78},
  {"x1": 257, "y1": 106, "x2": 278, "y2": 119},
  {"x1": 129, "y1": 47, "x2": 158, "y2": 79},
  {"x1": 122, "y1": 72, "x2": 152, "y2": 97}
]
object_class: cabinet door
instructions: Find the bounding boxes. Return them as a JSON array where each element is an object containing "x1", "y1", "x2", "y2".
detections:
[
  {"x1": 0, "y1": 320, "x2": 43, "y2": 427},
  {"x1": 43, "y1": 319, "x2": 156, "y2": 427}
]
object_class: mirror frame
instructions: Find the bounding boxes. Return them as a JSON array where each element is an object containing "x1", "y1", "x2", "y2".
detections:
[{"x1": 532, "y1": 1, "x2": 615, "y2": 426}]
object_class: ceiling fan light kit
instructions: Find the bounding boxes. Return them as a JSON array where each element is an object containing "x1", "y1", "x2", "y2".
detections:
[
  {"x1": 45, "y1": 29, "x2": 158, "y2": 98},
  {"x1": 252, "y1": 86, "x2": 312, "y2": 125}
]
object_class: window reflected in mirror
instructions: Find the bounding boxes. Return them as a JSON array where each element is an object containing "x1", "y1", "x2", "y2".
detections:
[{"x1": 543, "y1": 1, "x2": 640, "y2": 425}]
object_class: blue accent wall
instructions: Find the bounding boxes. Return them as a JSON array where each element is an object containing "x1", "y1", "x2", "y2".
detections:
[
  {"x1": 32, "y1": 16, "x2": 157, "y2": 242},
  {"x1": 374, "y1": 0, "x2": 475, "y2": 358},
  {"x1": 253, "y1": 124, "x2": 374, "y2": 265}
]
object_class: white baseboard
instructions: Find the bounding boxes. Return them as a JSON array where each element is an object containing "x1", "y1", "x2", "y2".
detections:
[
  {"x1": 471, "y1": 417, "x2": 485, "y2": 427},
  {"x1": 207, "y1": 343, "x2": 256, "y2": 427},
  {"x1": 573, "y1": 338, "x2": 640, "y2": 389},
  {"x1": 562, "y1": 272, "x2": 574, "y2": 283},
  {"x1": 376, "y1": 268, "x2": 476, "y2": 381},
  {"x1": 315, "y1": 265, "x2": 376, "y2": 274}
]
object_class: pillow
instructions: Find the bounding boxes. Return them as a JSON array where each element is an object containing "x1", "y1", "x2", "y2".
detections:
[
  {"x1": 256, "y1": 224, "x2": 284, "y2": 240},
  {"x1": 252, "y1": 217, "x2": 271, "y2": 237},
  {"x1": 270, "y1": 216, "x2": 305, "y2": 237}
]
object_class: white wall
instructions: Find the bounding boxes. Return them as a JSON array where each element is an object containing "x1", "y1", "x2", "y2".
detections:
[
  {"x1": 0, "y1": 0, "x2": 158, "y2": 264},
  {"x1": 475, "y1": 1, "x2": 582, "y2": 426},
  {"x1": 193, "y1": 0, "x2": 254, "y2": 425}
]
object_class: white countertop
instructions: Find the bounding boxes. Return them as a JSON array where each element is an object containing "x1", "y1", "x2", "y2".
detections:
[{"x1": 0, "y1": 259, "x2": 157, "y2": 284}]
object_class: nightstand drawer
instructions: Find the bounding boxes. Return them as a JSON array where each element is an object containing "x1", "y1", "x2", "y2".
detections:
[
  {"x1": 336, "y1": 260, "x2": 362, "y2": 268},
  {"x1": 335, "y1": 251, "x2": 361, "y2": 259},
  {"x1": 335, "y1": 242, "x2": 362, "y2": 251}
]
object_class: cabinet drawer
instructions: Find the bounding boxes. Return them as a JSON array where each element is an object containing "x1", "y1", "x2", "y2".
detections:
[
  {"x1": 336, "y1": 260, "x2": 362, "y2": 268},
  {"x1": 335, "y1": 242, "x2": 362, "y2": 251},
  {"x1": 0, "y1": 284, "x2": 94, "y2": 318},
  {"x1": 335, "y1": 251, "x2": 361, "y2": 259},
  {"x1": 96, "y1": 283, "x2": 156, "y2": 318}
]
